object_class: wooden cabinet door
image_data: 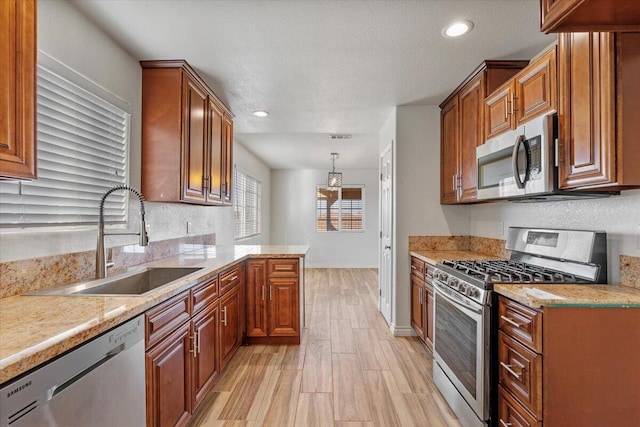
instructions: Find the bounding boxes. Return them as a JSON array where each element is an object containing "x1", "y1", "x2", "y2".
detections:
[
  {"x1": 458, "y1": 75, "x2": 485, "y2": 202},
  {"x1": 485, "y1": 82, "x2": 515, "y2": 139},
  {"x1": 219, "y1": 286, "x2": 241, "y2": 370},
  {"x1": 222, "y1": 115, "x2": 234, "y2": 205},
  {"x1": 540, "y1": 0, "x2": 640, "y2": 33},
  {"x1": 191, "y1": 303, "x2": 219, "y2": 411},
  {"x1": 146, "y1": 322, "x2": 192, "y2": 427},
  {"x1": 515, "y1": 47, "x2": 557, "y2": 127},
  {"x1": 558, "y1": 32, "x2": 616, "y2": 189},
  {"x1": 0, "y1": 0, "x2": 36, "y2": 180},
  {"x1": 440, "y1": 96, "x2": 459, "y2": 204},
  {"x1": 246, "y1": 259, "x2": 268, "y2": 337},
  {"x1": 182, "y1": 76, "x2": 208, "y2": 203},
  {"x1": 410, "y1": 275, "x2": 425, "y2": 340},
  {"x1": 207, "y1": 99, "x2": 224, "y2": 203},
  {"x1": 424, "y1": 286, "x2": 434, "y2": 350},
  {"x1": 267, "y1": 278, "x2": 299, "y2": 337}
]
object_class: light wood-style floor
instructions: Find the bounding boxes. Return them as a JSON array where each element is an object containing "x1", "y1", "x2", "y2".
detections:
[{"x1": 189, "y1": 268, "x2": 461, "y2": 427}]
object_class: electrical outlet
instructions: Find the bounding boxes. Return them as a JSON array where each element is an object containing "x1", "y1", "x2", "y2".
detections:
[
  {"x1": 187, "y1": 221, "x2": 192, "y2": 234},
  {"x1": 497, "y1": 221, "x2": 504, "y2": 236}
]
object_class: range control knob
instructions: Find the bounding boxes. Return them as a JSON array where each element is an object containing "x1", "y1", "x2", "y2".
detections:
[
  {"x1": 458, "y1": 282, "x2": 467, "y2": 294},
  {"x1": 468, "y1": 288, "x2": 480, "y2": 298},
  {"x1": 448, "y1": 277, "x2": 459, "y2": 289}
]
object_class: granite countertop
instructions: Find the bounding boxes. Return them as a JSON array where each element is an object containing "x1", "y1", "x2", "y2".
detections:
[
  {"x1": 410, "y1": 250, "x2": 503, "y2": 265},
  {"x1": 0, "y1": 245, "x2": 309, "y2": 384},
  {"x1": 494, "y1": 284, "x2": 640, "y2": 309}
]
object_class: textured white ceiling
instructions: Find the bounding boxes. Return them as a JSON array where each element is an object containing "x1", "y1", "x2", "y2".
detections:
[{"x1": 70, "y1": 0, "x2": 555, "y2": 169}]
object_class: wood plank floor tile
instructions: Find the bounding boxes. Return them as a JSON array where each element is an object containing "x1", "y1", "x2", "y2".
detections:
[
  {"x1": 294, "y1": 393, "x2": 334, "y2": 427},
  {"x1": 261, "y1": 370, "x2": 302, "y2": 426},
  {"x1": 332, "y1": 353, "x2": 372, "y2": 422},
  {"x1": 354, "y1": 328, "x2": 389, "y2": 370},
  {"x1": 301, "y1": 339, "x2": 332, "y2": 392},
  {"x1": 330, "y1": 319, "x2": 356, "y2": 353},
  {"x1": 362, "y1": 370, "x2": 401, "y2": 426},
  {"x1": 308, "y1": 309, "x2": 331, "y2": 340}
]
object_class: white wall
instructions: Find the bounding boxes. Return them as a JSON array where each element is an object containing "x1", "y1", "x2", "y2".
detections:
[
  {"x1": 0, "y1": 0, "x2": 269, "y2": 262},
  {"x1": 234, "y1": 142, "x2": 272, "y2": 245},
  {"x1": 270, "y1": 168, "x2": 379, "y2": 268},
  {"x1": 469, "y1": 190, "x2": 640, "y2": 283},
  {"x1": 384, "y1": 106, "x2": 470, "y2": 334}
]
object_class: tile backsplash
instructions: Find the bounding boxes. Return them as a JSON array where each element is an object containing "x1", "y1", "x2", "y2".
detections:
[{"x1": 0, "y1": 234, "x2": 216, "y2": 298}]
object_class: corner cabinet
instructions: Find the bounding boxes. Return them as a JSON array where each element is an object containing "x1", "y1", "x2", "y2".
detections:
[
  {"x1": 0, "y1": 0, "x2": 36, "y2": 180},
  {"x1": 140, "y1": 60, "x2": 234, "y2": 205},
  {"x1": 558, "y1": 32, "x2": 640, "y2": 190},
  {"x1": 540, "y1": 0, "x2": 640, "y2": 33},
  {"x1": 246, "y1": 258, "x2": 300, "y2": 345},
  {"x1": 440, "y1": 61, "x2": 528, "y2": 204}
]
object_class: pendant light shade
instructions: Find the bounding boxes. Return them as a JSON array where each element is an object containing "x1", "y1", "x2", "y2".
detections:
[{"x1": 327, "y1": 153, "x2": 342, "y2": 188}]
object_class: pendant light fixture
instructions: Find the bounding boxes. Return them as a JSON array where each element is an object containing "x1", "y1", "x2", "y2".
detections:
[{"x1": 327, "y1": 153, "x2": 342, "y2": 188}]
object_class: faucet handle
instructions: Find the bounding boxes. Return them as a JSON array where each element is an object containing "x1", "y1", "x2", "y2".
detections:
[{"x1": 106, "y1": 248, "x2": 115, "y2": 269}]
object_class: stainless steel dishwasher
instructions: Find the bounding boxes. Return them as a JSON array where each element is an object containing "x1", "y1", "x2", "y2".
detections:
[{"x1": 1, "y1": 315, "x2": 145, "y2": 427}]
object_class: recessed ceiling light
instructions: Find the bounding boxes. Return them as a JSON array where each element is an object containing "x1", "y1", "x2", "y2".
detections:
[
  {"x1": 442, "y1": 20, "x2": 474, "y2": 38},
  {"x1": 252, "y1": 110, "x2": 269, "y2": 117}
]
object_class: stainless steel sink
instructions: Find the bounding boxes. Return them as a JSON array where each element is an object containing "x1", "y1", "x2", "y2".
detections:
[{"x1": 30, "y1": 267, "x2": 203, "y2": 296}]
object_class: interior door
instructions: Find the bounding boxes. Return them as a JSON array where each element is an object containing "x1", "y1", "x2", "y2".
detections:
[{"x1": 379, "y1": 145, "x2": 393, "y2": 325}]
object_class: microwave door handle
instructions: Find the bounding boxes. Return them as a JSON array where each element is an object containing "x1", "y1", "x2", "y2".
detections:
[{"x1": 512, "y1": 135, "x2": 531, "y2": 189}]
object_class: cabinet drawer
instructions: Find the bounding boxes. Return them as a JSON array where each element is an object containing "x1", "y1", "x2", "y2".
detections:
[
  {"x1": 145, "y1": 291, "x2": 191, "y2": 349},
  {"x1": 267, "y1": 259, "x2": 299, "y2": 277},
  {"x1": 498, "y1": 385, "x2": 541, "y2": 427},
  {"x1": 410, "y1": 257, "x2": 425, "y2": 278},
  {"x1": 499, "y1": 296, "x2": 543, "y2": 352},
  {"x1": 498, "y1": 331, "x2": 542, "y2": 419},
  {"x1": 219, "y1": 264, "x2": 243, "y2": 296},
  {"x1": 191, "y1": 274, "x2": 219, "y2": 315},
  {"x1": 424, "y1": 262, "x2": 434, "y2": 284}
]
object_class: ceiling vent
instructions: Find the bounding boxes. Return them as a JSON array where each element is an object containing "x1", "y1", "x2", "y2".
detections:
[{"x1": 330, "y1": 134, "x2": 352, "y2": 140}]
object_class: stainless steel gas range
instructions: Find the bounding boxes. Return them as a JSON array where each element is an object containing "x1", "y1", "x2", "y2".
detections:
[{"x1": 431, "y1": 227, "x2": 608, "y2": 427}]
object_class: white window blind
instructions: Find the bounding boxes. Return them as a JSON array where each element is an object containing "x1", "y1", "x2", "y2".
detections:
[
  {"x1": 0, "y1": 64, "x2": 130, "y2": 227},
  {"x1": 316, "y1": 186, "x2": 364, "y2": 232},
  {"x1": 234, "y1": 170, "x2": 262, "y2": 239}
]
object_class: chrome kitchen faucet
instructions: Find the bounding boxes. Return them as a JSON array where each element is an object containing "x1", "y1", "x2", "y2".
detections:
[{"x1": 96, "y1": 185, "x2": 149, "y2": 278}]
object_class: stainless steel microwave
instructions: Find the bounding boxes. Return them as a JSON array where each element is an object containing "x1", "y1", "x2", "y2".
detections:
[{"x1": 476, "y1": 114, "x2": 616, "y2": 201}]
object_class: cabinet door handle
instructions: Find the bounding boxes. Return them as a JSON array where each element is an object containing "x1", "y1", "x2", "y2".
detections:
[
  {"x1": 505, "y1": 96, "x2": 510, "y2": 118},
  {"x1": 222, "y1": 306, "x2": 228, "y2": 326},
  {"x1": 452, "y1": 174, "x2": 457, "y2": 191},
  {"x1": 500, "y1": 362, "x2": 522, "y2": 379},
  {"x1": 499, "y1": 420, "x2": 512, "y2": 427},
  {"x1": 190, "y1": 332, "x2": 198, "y2": 357},
  {"x1": 261, "y1": 285, "x2": 265, "y2": 300},
  {"x1": 500, "y1": 315, "x2": 522, "y2": 328}
]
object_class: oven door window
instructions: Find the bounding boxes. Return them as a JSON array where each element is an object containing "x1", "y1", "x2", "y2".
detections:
[{"x1": 435, "y1": 291, "x2": 480, "y2": 399}]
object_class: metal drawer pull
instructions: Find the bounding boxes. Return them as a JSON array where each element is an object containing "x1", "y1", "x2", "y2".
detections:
[
  {"x1": 222, "y1": 307, "x2": 228, "y2": 326},
  {"x1": 500, "y1": 315, "x2": 522, "y2": 328},
  {"x1": 500, "y1": 362, "x2": 522, "y2": 379},
  {"x1": 227, "y1": 275, "x2": 238, "y2": 282},
  {"x1": 411, "y1": 265, "x2": 417, "y2": 270},
  {"x1": 190, "y1": 332, "x2": 198, "y2": 357},
  {"x1": 499, "y1": 419, "x2": 513, "y2": 427}
]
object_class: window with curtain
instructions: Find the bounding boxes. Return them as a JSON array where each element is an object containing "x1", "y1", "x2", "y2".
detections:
[
  {"x1": 234, "y1": 169, "x2": 262, "y2": 239},
  {"x1": 0, "y1": 62, "x2": 130, "y2": 228},
  {"x1": 316, "y1": 186, "x2": 364, "y2": 232}
]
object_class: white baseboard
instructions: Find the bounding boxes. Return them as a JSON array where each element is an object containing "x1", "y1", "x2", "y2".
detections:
[{"x1": 391, "y1": 325, "x2": 417, "y2": 336}]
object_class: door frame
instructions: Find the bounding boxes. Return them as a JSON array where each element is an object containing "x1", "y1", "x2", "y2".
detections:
[{"x1": 378, "y1": 143, "x2": 393, "y2": 325}]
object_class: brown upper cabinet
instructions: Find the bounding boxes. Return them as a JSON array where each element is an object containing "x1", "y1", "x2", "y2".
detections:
[
  {"x1": 540, "y1": 0, "x2": 640, "y2": 33},
  {"x1": 140, "y1": 60, "x2": 234, "y2": 205},
  {"x1": 485, "y1": 46, "x2": 557, "y2": 140},
  {"x1": 558, "y1": 32, "x2": 640, "y2": 190},
  {"x1": 0, "y1": 0, "x2": 36, "y2": 180},
  {"x1": 440, "y1": 61, "x2": 528, "y2": 204}
]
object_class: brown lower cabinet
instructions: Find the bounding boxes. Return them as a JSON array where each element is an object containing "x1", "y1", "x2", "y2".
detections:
[
  {"x1": 498, "y1": 295, "x2": 640, "y2": 426},
  {"x1": 410, "y1": 256, "x2": 434, "y2": 350},
  {"x1": 246, "y1": 258, "x2": 301, "y2": 345},
  {"x1": 145, "y1": 265, "x2": 245, "y2": 427}
]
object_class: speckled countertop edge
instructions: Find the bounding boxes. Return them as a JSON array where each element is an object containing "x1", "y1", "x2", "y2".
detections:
[
  {"x1": 494, "y1": 284, "x2": 640, "y2": 309},
  {"x1": 0, "y1": 245, "x2": 309, "y2": 384}
]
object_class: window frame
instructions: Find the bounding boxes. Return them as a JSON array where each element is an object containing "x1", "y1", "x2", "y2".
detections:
[
  {"x1": 316, "y1": 185, "x2": 365, "y2": 233},
  {"x1": 234, "y1": 168, "x2": 262, "y2": 240}
]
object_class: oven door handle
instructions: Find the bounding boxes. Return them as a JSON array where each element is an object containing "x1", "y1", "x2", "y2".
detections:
[
  {"x1": 434, "y1": 281, "x2": 482, "y2": 315},
  {"x1": 512, "y1": 134, "x2": 531, "y2": 189}
]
